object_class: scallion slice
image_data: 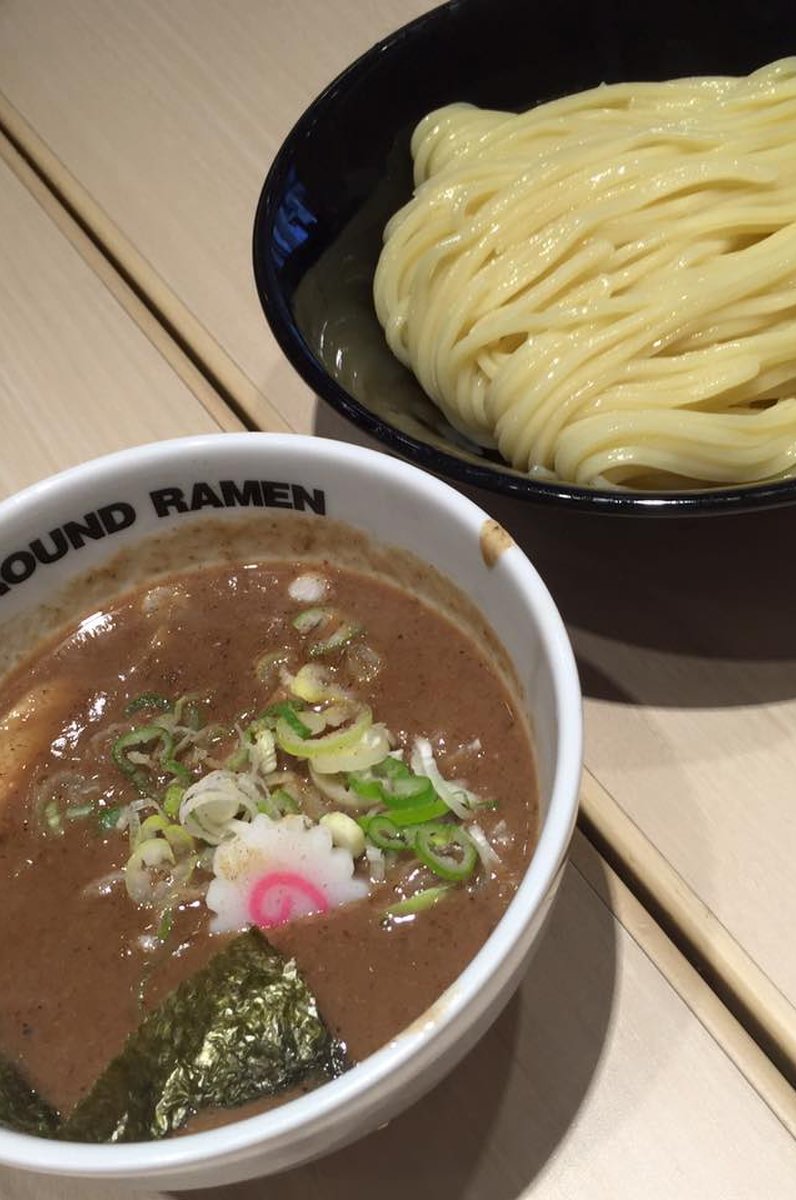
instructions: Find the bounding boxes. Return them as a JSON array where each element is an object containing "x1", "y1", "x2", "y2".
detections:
[
  {"x1": 124, "y1": 693, "x2": 171, "y2": 717},
  {"x1": 254, "y1": 646, "x2": 293, "y2": 688},
  {"x1": 386, "y1": 794, "x2": 450, "y2": 827},
  {"x1": 112, "y1": 725, "x2": 175, "y2": 791},
  {"x1": 292, "y1": 607, "x2": 330, "y2": 634},
  {"x1": 413, "y1": 823, "x2": 478, "y2": 882},
  {"x1": 275, "y1": 704, "x2": 372, "y2": 760},
  {"x1": 363, "y1": 814, "x2": 409, "y2": 853},
  {"x1": 259, "y1": 787, "x2": 298, "y2": 818},
  {"x1": 263, "y1": 701, "x2": 313, "y2": 740},
  {"x1": 96, "y1": 805, "x2": 124, "y2": 833},
  {"x1": 308, "y1": 621, "x2": 362, "y2": 658},
  {"x1": 347, "y1": 758, "x2": 448, "y2": 824},
  {"x1": 162, "y1": 784, "x2": 184, "y2": 820},
  {"x1": 409, "y1": 738, "x2": 480, "y2": 819},
  {"x1": 163, "y1": 757, "x2": 192, "y2": 786},
  {"x1": 308, "y1": 764, "x2": 371, "y2": 809},
  {"x1": 385, "y1": 885, "x2": 452, "y2": 916},
  {"x1": 289, "y1": 663, "x2": 350, "y2": 705},
  {"x1": 157, "y1": 908, "x2": 174, "y2": 943}
]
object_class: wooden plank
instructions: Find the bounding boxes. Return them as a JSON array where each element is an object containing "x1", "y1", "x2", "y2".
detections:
[
  {"x1": 0, "y1": 0, "x2": 434, "y2": 435},
  {"x1": 0, "y1": 138, "x2": 235, "y2": 499}
]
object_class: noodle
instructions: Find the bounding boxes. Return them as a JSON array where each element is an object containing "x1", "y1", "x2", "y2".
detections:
[{"x1": 373, "y1": 59, "x2": 796, "y2": 489}]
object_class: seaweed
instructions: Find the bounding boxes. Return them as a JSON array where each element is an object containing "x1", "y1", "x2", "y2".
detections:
[
  {"x1": 60, "y1": 930, "x2": 345, "y2": 1142},
  {"x1": 0, "y1": 1058, "x2": 59, "y2": 1137}
]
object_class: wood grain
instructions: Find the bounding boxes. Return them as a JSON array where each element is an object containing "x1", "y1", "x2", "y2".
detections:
[
  {"x1": 0, "y1": 0, "x2": 434, "y2": 436},
  {"x1": 0, "y1": 138, "x2": 231, "y2": 499}
]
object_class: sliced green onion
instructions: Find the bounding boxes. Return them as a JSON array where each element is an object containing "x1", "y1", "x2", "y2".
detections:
[
  {"x1": 265, "y1": 701, "x2": 313, "y2": 740},
  {"x1": 163, "y1": 757, "x2": 192, "y2": 786},
  {"x1": 309, "y1": 764, "x2": 373, "y2": 809},
  {"x1": 163, "y1": 824, "x2": 195, "y2": 858},
  {"x1": 292, "y1": 607, "x2": 330, "y2": 633},
  {"x1": 182, "y1": 700, "x2": 203, "y2": 731},
  {"x1": 311, "y1": 723, "x2": 392, "y2": 774},
  {"x1": 224, "y1": 744, "x2": 250, "y2": 771},
  {"x1": 276, "y1": 703, "x2": 371, "y2": 760},
  {"x1": 289, "y1": 663, "x2": 349, "y2": 704},
  {"x1": 347, "y1": 771, "x2": 385, "y2": 802},
  {"x1": 64, "y1": 802, "x2": 95, "y2": 822},
  {"x1": 386, "y1": 885, "x2": 452, "y2": 916},
  {"x1": 347, "y1": 758, "x2": 448, "y2": 824},
  {"x1": 387, "y1": 794, "x2": 450, "y2": 827},
  {"x1": 381, "y1": 774, "x2": 434, "y2": 805},
  {"x1": 112, "y1": 725, "x2": 175, "y2": 790},
  {"x1": 288, "y1": 572, "x2": 328, "y2": 603},
  {"x1": 413, "y1": 822, "x2": 478, "y2": 882},
  {"x1": 409, "y1": 738, "x2": 480, "y2": 819},
  {"x1": 172, "y1": 693, "x2": 203, "y2": 726},
  {"x1": 259, "y1": 787, "x2": 299, "y2": 818},
  {"x1": 156, "y1": 908, "x2": 174, "y2": 943},
  {"x1": 254, "y1": 646, "x2": 293, "y2": 688},
  {"x1": 125, "y1": 836, "x2": 175, "y2": 904},
  {"x1": 162, "y1": 784, "x2": 184, "y2": 819},
  {"x1": 364, "y1": 814, "x2": 409, "y2": 853},
  {"x1": 178, "y1": 770, "x2": 261, "y2": 844},
  {"x1": 96, "y1": 805, "x2": 124, "y2": 833},
  {"x1": 308, "y1": 621, "x2": 362, "y2": 658},
  {"x1": 42, "y1": 800, "x2": 64, "y2": 837},
  {"x1": 124, "y1": 693, "x2": 171, "y2": 716},
  {"x1": 139, "y1": 813, "x2": 171, "y2": 840},
  {"x1": 249, "y1": 729, "x2": 278, "y2": 776},
  {"x1": 467, "y1": 821, "x2": 501, "y2": 871},
  {"x1": 345, "y1": 642, "x2": 383, "y2": 684}
]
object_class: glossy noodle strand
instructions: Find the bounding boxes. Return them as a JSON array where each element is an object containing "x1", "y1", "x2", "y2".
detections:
[{"x1": 373, "y1": 59, "x2": 796, "y2": 488}]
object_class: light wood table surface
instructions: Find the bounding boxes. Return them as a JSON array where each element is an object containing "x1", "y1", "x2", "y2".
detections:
[
  {"x1": 2, "y1": 0, "x2": 793, "y2": 1074},
  {"x1": 0, "y1": 3, "x2": 795, "y2": 1196}
]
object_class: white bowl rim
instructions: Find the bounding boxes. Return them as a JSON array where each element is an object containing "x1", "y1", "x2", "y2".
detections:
[{"x1": 0, "y1": 433, "x2": 582, "y2": 1178}]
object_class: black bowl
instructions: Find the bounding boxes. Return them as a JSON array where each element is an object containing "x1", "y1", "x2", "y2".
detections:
[{"x1": 253, "y1": 0, "x2": 796, "y2": 516}]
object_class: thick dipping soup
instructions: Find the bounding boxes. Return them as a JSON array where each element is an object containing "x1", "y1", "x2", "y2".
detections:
[{"x1": 0, "y1": 521, "x2": 538, "y2": 1142}]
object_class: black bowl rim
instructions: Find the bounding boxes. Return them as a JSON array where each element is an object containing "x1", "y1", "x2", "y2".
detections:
[{"x1": 253, "y1": 0, "x2": 796, "y2": 517}]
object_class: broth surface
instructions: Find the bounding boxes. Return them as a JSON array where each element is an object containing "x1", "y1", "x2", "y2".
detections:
[{"x1": 0, "y1": 559, "x2": 537, "y2": 1128}]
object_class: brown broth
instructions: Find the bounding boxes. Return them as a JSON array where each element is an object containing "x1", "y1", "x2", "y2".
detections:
[{"x1": 0, "y1": 559, "x2": 537, "y2": 1129}]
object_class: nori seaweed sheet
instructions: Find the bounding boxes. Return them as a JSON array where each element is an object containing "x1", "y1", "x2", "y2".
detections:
[
  {"x1": 60, "y1": 930, "x2": 345, "y2": 1142},
  {"x1": 0, "y1": 1058, "x2": 59, "y2": 1137}
]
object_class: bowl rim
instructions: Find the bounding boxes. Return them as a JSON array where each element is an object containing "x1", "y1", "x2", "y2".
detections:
[
  {"x1": 0, "y1": 432, "x2": 582, "y2": 1179},
  {"x1": 252, "y1": 2, "x2": 796, "y2": 518}
]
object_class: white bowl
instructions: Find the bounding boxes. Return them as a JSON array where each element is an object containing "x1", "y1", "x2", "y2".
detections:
[{"x1": 0, "y1": 433, "x2": 581, "y2": 1189}]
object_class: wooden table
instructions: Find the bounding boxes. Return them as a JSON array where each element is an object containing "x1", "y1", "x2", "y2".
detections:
[{"x1": 0, "y1": 3, "x2": 794, "y2": 1195}]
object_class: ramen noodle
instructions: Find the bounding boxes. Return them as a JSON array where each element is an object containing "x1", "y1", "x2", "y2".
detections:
[{"x1": 374, "y1": 59, "x2": 796, "y2": 489}]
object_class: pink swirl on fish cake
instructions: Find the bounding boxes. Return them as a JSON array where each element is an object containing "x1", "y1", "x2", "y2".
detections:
[{"x1": 248, "y1": 870, "x2": 330, "y2": 928}]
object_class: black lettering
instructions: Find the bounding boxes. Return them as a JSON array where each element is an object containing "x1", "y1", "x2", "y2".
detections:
[
  {"x1": 1, "y1": 550, "x2": 36, "y2": 586},
  {"x1": 291, "y1": 484, "x2": 326, "y2": 515},
  {"x1": 64, "y1": 512, "x2": 105, "y2": 550},
  {"x1": 190, "y1": 482, "x2": 224, "y2": 511},
  {"x1": 261, "y1": 481, "x2": 293, "y2": 509},
  {"x1": 98, "y1": 501, "x2": 136, "y2": 534},
  {"x1": 150, "y1": 487, "x2": 189, "y2": 517},
  {"x1": 219, "y1": 479, "x2": 263, "y2": 508},
  {"x1": 30, "y1": 528, "x2": 69, "y2": 565}
]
